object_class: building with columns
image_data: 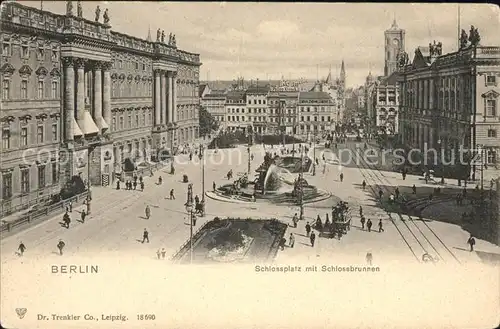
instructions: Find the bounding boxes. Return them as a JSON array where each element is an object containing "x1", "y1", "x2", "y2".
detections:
[
  {"x1": 398, "y1": 39, "x2": 500, "y2": 178},
  {"x1": 0, "y1": 2, "x2": 200, "y2": 215}
]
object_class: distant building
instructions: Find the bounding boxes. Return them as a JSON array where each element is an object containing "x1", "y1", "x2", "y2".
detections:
[
  {"x1": 375, "y1": 72, "x2": 400, "y2": 134},
  {"x1": 384, "y1": 19, "x2": 405, "y2": 77},
  {"x1": 244, "y1": 85, "x2": 270, "y2": 134},
  {"x1": 224, "y1": 90, "x2": 247, "y2": 132},
  {"x1": 268, "y1": 90, "x2": 299, "y2": 135},
  {"x1": 297, "y1": 91, "x2": 336, "y2": 138},
  {"x1": 200, "y1": 89, "x2": 226, "y2": 131},
  {"x1": 398, "y1": 38, "x2": 500, "y2": 174}
]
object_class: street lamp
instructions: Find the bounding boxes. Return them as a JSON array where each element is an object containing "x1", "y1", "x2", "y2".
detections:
[
  {"x1": 299, "y1": 146, "x2": 304, "y2": 221},
  {"x1": 437, "y1": 139, "x2": 445, "y2": 184},
  {"x1": 312, "y1": 130, "x2": 316, "y2": 176},
  {"x1": 247, "y1": 132, "x2": 252, "y2": 175},
  {"x1": 184, "y1": 184, "x2": 194, "y2": 264},
  {"x1": 477, "y1": 144, "x2": 484, "y2": 190},
  {"x1": 198, "y1": 144, "x2": 205, "y2": 204}
]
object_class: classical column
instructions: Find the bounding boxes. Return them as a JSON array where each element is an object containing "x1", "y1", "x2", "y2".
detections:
[
  {"x1": 93, "y1": 62, "x2": 103, "y2": 133},
  {"x1": 161, "y1": 71, "x2": 167, "y2": 125},
  {"x1": 76, "y1": 58, "x2": 86, "y2": 130},
  {"x1": 63, "y1": 57, "x2": 75, "y2": 141},
  {"x1": 429, "y1": 79, "x2": 434, "y2": 109},
  {"x1": 102, "y1": 62, "x2": 112, "y2": 127},
  {"x1": 172, "y1": 72, "x2": 178, "y2": 122},
  {"x1": 154, "y1": 70, "x2": 161, "y2": 126},
  {"x1": 167, "y1": 72, "x2": 173, "y2": 123}
]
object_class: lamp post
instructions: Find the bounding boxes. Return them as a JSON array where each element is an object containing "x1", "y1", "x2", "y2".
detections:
[
  {"x1": 247, "y1": 132, "x2": 252, "y2": 175},
  {"x1": 184, "y1": 185, "x2": 194, "y2": 264},
  {"x1": 437, "y1": 139, "x2": 445, "y2": 184},
  {"x1": 477, "y1": 144, "x2": 484, "y2": 190},
  {"x1": 199, "y1": 144, "x2": 205, "y2": 203},
  {"x1": 312, "y1": 130, "x2": 316, "y2": 176},
  {"x1": 299, "y1": 145, "x2": 304, "y2": 221}
]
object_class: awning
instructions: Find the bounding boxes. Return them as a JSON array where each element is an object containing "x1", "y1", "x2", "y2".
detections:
[
  {"x1": 80, "y1": 111, "x2": 100, "y2": 135},
  {"x1": 96, "y1": 117, "x2": 110, "y2": 132},
  {"x1": 73, "y1": 117, "x2": 83, "y2": 137}
]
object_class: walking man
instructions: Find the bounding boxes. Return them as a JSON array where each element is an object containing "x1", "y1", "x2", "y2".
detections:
[
  {"x1": 366, "y1": 218, "x2": 372, "y2": 232},
  {"x1": 18, "y1": 242, "x2": 26, "y2": 256},
  {"x1": 305, "y1": 222, "x2": 311, "y2": 237},
  {"x1": 80, "y1": 209, "x2": 86, "y2": 223},
  {"x1": 213, "y1": 181, "x2": 216, "y2": 192},
  {"x1": 378, "y1": 219, "x2": 384, "y2": 232},
  {"x1": 140, "y1": 181, "x2": 144, "y2": 192},
  {"x1": 340, "y1": 172, "x2": 344, "y2": 182},
  {"x1": 292, "y1": 213, "x2": 298, "y2": 228},
  {"x1": 289, "y1": 233, "x2": 295, "y2": 248},
  {"x1": 161, "y1": 248, "x2": 166, "y2": 259},
  {"x1": 145, "y1": 205, "x2": 151, "y2": 219},
  {"x1": 310, "y1": 231, "x2": 316, "y2": 247},
  {"x1": 366, "y1": 252, "x2": 373, "y2": 266},
  {"x1": 142, "y1": 228, "x2": 149, "y2": 243},
  {"x1": 362, "y1": 180, "x2": 366, "y2": 190},
  {"x1": 467, "y1": 234, "x2": 476, "y2": 252},
  {"x1": 360, "y1": 216, "x2": 366, "y2": 230},
  {"x1": 57, "y1": 240, "x2": 65, "y2": 256},
  {"x1": 170, "y1": 189, "x2": 175, "y2": 200}
]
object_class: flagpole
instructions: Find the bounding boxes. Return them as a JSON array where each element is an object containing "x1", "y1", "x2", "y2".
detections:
[
  {"x1": 457, "y1": 5, "x2": 461, "y2": 51},
  {"x1": 41, "y1": 0, "x2": 43, "y2": 10}
]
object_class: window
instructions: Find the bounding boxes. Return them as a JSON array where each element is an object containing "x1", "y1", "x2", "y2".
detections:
[
  {"x1": 21, "y1": 169, "x2": 29, "y2": 194},
  {"x1": 21, "y1": 80, "x2": 28, "y2": 99},
  {"x1": 2, "y1": 173, "x2": 12, "y2": 200},
  {"x1": 487, "y1": 149, "x2": 497, "y2": 164},
  {"x1": 2, "y1": 41, "x2": 11, "y2": 56},
  {"x1": 52, "y1": 123, "x2": 58, "y2": 141},
  {"x1": 20, "y1": 127, "x2": 28, "y2": 146},
  {"x1": 52, "y1": 162, "x2": 58, "y2": 183},
  {"x1": 143, "y1": 113, "x2": 146, "y2": 126},
  {"x1": 486, "y1": 75, "x2": 497, "y2": 86},
  {"x1": 51, "y1": 81, "x2": 58, "y2": 98},
  {"x1": 112, "y1": 117, "x2": 117, "y2": 131},
  {"x1": 135, "y1": 114, "x2": 139, "y2": 127},
  {"x1": 38, "y1": 166, "x2": 46, "y2": 188},
  {"x1": 488, "y1": 129, "x2": 497, "y2": 138},
  {"x1": 127, "y1": 114, "x2": 132, "y2": 128},
  {"x1": 22, "y1": 45, "x2": 29, "y2": 58},
  {"x1": 119, "y1": 116, "x2": 124, "y2": 129},
  {"x1": 2, "y1": 127, "x2": 10, "y2": 149},
  {"x1": 486, "y1": 99, "x2": 497, "y2": 116},
  {"x1": 37, "y1": 80, "x2": 44, "y2": 99},
  {"x1": 2, "y1": 79, "x2": 9, "y2": 99},
  {"x1": 37, "y1": 125, "x2": 44, "y2": 143}
]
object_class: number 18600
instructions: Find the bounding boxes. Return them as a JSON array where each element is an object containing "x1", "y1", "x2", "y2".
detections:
[{"x1": 137, "y1": 314, "x2": 156, "y2": 320}]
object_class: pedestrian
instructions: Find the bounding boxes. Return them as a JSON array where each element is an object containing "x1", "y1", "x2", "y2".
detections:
[
  {"x1": 69, "y1": 201, "x2": 73, "y2": 212},
  {"x1": 467, "y1": 234, "x2": 475, "y2": 252},
  {"x1": 133, "y1": 180, "x2": 137, "y2": 190},
  {"x1": 395, "y1": 187, "x2": 400, "y2": 199},
  {"x1": 292, "y1": 213, "x2": 298, "y2": 228},
  {"x1": 366, "y1": 252, "x2": 373, "y2": 266},
  {"x1": 63, "y1": 211, "x2": 71, "y2": 228},
  {"x1": 366, "y1": 218, "x2": 372, "y2": 232},
  {"x1": 57, "y1": 240, "x2": 65, "y2": 256},
  {"x1": 279, "y1": 237, "x2": 286, "y2": 251},
  {"x1": 145, "y1": 205, "x2": 151, "y2": 219},
  {"x1": 139, "y1": 175, "x2": 143, "y2": 183},
  {"x1": 81, "y1": 209, "x2": 86, "y2": 223},
  {"x1": 362, "y1": 180, "x2": 366, "y2": 190},
  {"x1": 289, "y1": 233, "x2": 295, "y2": 248},
  {"x1": 378, "y1": 219, "x2": 384, "y2": 232},
  {"x1": 18, "y1": 242, "x2": 26, "y2": 256},
  {"x1": 412, "y1": 184, "x2": 416, "y2": 194},
  {"x1": 140, "y1": 181, "x2": 144, "y2": 191},
  {"x1": 310, "y1": 231, "x2": 316, "y2": 247},
  {"x1": 340, "y1": 172, "x2": 344, "y2": 182},
  {"x1": 156, "y1": 249, "x2": 161, "y2": 259},
  {"x1": 360, "y1": 216, "x2": 365, "y2": 230},
  {"x1": 161, "y1": 248, "x2": 166, "y2": 259},
  {"x1": 359, "y1": 206, "x2": 363, "y2": 217},
  {"x1": 142, "y1": 228, "x2": 149, "y2": 243},
  {"x1": 158, "y1": 176, "x2": 163, "y2": 185},
  {"x1": 170, "y1": 189, "x2": 175, "y2": 200},
  {"x1": 116, "y1": 180, "x2": 121, "y2": 190},
  {"x1": 378, "y1": 189, "x2": 383, "y2": 199},
  {"x1": 213, "y1": 181, "x2": 216, "y2": 192},
  {"x1": 305, "y1": 222, "x2": 311, "y2": 236}
]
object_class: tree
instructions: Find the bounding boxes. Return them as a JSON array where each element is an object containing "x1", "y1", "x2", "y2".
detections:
[{"x1": 199, "y1": 106, "x2": 219, "y2": 137}]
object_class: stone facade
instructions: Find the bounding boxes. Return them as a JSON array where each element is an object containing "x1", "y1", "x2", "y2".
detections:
[
  {"x1": 0, "y1": 2, "x2": 201, "y2": 215},
  {"x1": 398, "y1": 43, "x2": 500, "y2": 177}
]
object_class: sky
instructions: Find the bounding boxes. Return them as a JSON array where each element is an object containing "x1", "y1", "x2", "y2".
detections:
[{"x1": 22, "y1": 1, "x2": 500, "y2": 87}]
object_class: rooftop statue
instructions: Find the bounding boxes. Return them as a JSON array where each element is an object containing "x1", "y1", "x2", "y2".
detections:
[
  {"x1": 77, "y1": 1, "x2": 83, "y2": 18},
  {"x1": 460, "y1": 29, "x2": 468, "y2": 49},
  {"x1": 66, "y1": 0, "x2": 73, "y2": 16},
  {"x1": 161, "y1": 30, "x2": 165, "y2": 43},
  {"x1": 157, "y1": 29, "x2": 161, "y2": 42},
  {"x1": 103, "y1": 8, "x2": 110, "y2": 24},
  {"x1": 95, "y1": 5, "x2": 100, "y2": 22}
]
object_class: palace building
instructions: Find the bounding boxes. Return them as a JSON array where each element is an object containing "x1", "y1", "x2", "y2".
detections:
[
  {"x1": 0, "y1": 2, "x2": 201, "y2": 215},
  {"x1": 398, "y1": 29, "x2": 500, "y2": 177}
]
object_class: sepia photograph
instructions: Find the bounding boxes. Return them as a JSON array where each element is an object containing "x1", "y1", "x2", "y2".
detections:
[{"x1": 0, "y1": 1, "x2": 499, "y2": 328}]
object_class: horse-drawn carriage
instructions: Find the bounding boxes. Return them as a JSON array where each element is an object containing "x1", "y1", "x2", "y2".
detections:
[{"x1": 315, "y1": 201, "x2": 352, "y2": 239}]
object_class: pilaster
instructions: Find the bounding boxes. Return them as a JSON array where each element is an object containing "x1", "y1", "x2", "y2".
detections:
[
  {"x1": 93, "y1": 62, "x2": 104, "y2": 134},
  {"x1": 63, "y1": 57, "x2": 75, "y2": 142},
  {"x1": 167, "y1": 72, "x2": 173, "y2": 123},
  {"x1": 161, "y1": 71, "x2": 167, "y2": 125},
  {"x1": 102, "y1": 62, "x2": 112, "y2": 130},
  {"x1": 154, "y1": 70, "x2": 161, "y2": 126},
  {"x1": 75, "y1": 58, "x2": 86, "y2": 129}
]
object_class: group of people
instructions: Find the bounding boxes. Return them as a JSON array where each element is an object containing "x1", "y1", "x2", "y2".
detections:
[{"x1": 116, "y1": 174, "x2": 144, "y2": 191}]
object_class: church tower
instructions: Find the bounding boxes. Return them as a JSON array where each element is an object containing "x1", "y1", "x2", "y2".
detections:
[
  {"x1": 384, "y1": 19, "x2": 405, "y2": 76},
  {"x1": 340, "y1": 59, "x2": 346, "y2": 88}
]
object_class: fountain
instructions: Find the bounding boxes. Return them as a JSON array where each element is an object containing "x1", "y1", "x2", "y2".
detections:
[{"x1": 208, "y1": 152, "x2": 331, "y2": 205}]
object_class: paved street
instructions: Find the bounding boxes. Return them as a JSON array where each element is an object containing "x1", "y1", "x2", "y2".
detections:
[{"x1": 2, "y1": 143, "x2": 499, "y2": 268}]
